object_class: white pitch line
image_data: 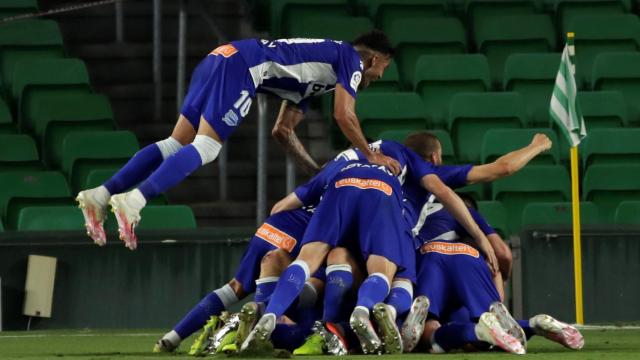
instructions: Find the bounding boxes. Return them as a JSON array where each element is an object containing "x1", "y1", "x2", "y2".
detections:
[
  {"x1": 575, "y1": 325, "x2": 640, "y2": 330},
  {"x1": 0, "y1": 333, "x2": 160, "y2": 339}
]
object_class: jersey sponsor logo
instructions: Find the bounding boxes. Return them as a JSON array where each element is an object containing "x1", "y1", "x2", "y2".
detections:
[
  {"x1": 222, "y1": 109, "x2": 239, "y2": 126},
  {"x1": 255, "y1": 223, "x2": 297, "y2": 252},
  {"x1": 210, "y1": 44, "x2": 238, "y2": 57},
  {"x1": 420, "y1": 241, "x2": 480, "y2": 258},
  {"x1": 335, "y1": 177, "x2": 393, "y2": 196},
  {"x1": 350, "y1": 71, "x2": 362, "y2": 92}
]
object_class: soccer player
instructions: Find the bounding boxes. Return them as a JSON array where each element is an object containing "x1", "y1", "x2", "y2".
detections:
[
  {"x1": 76, "y1": 30, "x2": 401, "y2": 249},
  {"x1": 240, "y1": 140, "x2": 499, "y2": 354}
]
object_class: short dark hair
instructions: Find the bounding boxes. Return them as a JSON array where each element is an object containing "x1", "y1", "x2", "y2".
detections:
[
  {"x1": 404, "y1": 131, "x2": 440, "y2": 161},
  {"x1": 457, "y1": 192, "x2": 478, "y2": 210},
  {"x1": 352, "y1": 29, "x2": 395, "y2": 57}
]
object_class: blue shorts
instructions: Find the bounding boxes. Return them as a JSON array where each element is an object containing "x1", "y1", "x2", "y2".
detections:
[
  {"x1": 415, "y1": 241, "x2": 500, "y2": 321},
  {"x1": 181, "y1": 45, "x2": 256, "y2": 141},
  {"x1": 302, "y1": 170, "x2": 416, "y2": 282},
  {"x1": 234, "y1": 209, "x2": 315, "y2": 293}
]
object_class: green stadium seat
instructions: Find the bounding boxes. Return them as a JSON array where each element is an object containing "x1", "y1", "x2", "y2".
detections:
[
  {"x1": 0, "y1": 134, "x2": 42, "y2": 171},
  {"x1": 16, "y1": 205, "x2": 84, "y2": 231},
  {"x1": 582, "y1": 128, "x2": 640, "y2": 168},
  {"x1": 29, "y1": 94, "x2": 116, "y2": 166},
  {"x1": 554, "y1": 0, "x2": 632, "y2": 36},
  {"x1": 570, "y1": 15, "x2": 640, "y2": 88},
  {"x1": 387, "y1": 17, "x2": 467, "y2": 87},
  {"x1": 477, "y1": 200, "x2": 508, "y2": 237},
  {"x1": 414, "y1": 54, "x2": 491, "y2": 128},
  {"x1": 0, "y1": 218, "x2": 3, "y2": 232},
  {"x1": 481, "y1": 128, "x2": 559, "y2": 165},
  {"x1": 521, "y1": 201, "x2": 600, "y2": 226},
  {"x1": 578, "y1": 91, "x2": 628, "y2": 128},
  {"x1": 492, "y1": 165, "x2": 571, "y2": 233},
  {"x1": 466, "y1": 0, "x2": 540, "y2": 28},
  {"x1": 271, "y1": 0, "x2": 351, "y2": 37},
  {"x1": 60, "y1": 131, "x2": 139, "y2": 192},
  {"x1": 0, "y1": 20, "x2": 64, "y2": 92},
  {"x1": 474, "y1": 15, "x2": 557, "y2": 87},
  {"x1": 0, "y1": 171, "x2": 71, "y2": 226},
  {"x1": 503, "y1": 53, "x2": 561, "y2": 127},
  {"x1": 11, "y1": 58, "x2": 92, "y2": 130},
  {"x1": 0, "y1": 0, "x2": 38, "y2": 18},
  {"x1": 592, "y1": 52, "x2": 640, "y2": 125},
  {"x1": 583, "y1": 164, "x2": 640, "y2": 223},
  {"x1": 355, "y1": 92, "x2": 427, "y2": 139},
  {"x1": 457, "y1": 183, "x2": 487, "y2": 201},
  {"x1": 367, "y1": 60, "x2": 402, "y2": 93},
  {"x1": 360, "y1": 0, "x2": 448, "y2": 30},
  {"x1": 106, "y1": 205, "x2": 197, "y2": 231},
  {"x1": 448, "y1": 92, "x2": 525, "y2": 163},
  {"x1": 614, "y1": 201, "x2": 640, "y2": 224},
  {"x1": 0, "y1": 97, "x2": 15, "y2": 133},
  {"x1": 287, "y1": 15, "x2": 373, "y2": 40},
  {"x1": 378, "y1": 129, "x2": 456, "y2": 163}
]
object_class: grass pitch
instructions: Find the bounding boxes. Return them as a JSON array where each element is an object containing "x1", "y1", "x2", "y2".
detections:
[{"x1": 0, "y1": 328, "x2": 639, "y2": 359}]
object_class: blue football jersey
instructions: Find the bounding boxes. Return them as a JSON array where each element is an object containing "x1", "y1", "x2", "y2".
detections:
[
  {"x1": 232, "y1": 38, "x2": 363, "y2": 111},
  {"x1": 416, "y1": 205, "x2": 496, "y2": 245}
]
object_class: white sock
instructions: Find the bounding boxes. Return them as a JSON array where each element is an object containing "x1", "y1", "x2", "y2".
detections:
[
  {"x1": 128, "y1": 188, "x2": 147, "y2": 210},
  {"x1": 162, "y1": 330, "x2": 181, "y2": 346}
]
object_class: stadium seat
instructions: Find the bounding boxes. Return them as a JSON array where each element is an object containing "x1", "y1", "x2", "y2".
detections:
[
  {"x1": 614, "y1": 201, "x2": 640, "y2": 225},
  {"x1": 286, "y1": 15, "x2": 373, "y2": 40},
  {"x1": 0, "y1": 218, "x2": 3, "y2": 232},
  {"x1": 0, "y1": 134, "x2": 42, "y2": 171},
  {"x1": 492, "y1": 165, "x2": 571, "y2": 234},
  {"x1": 477, "y1": 200, "x2": 508, "y2": 237},
  {"x1": 360, "y1": 0, "x2": 448, "y2": 30},
  {"x1": 413, "y1": 54, "x2": 491, "y2": 128},
  {"x1": 554, "y1": 0, "x2": 632, "y2": 36},
  {"x1": 378, "y1": 129, "x2": 456, "y2": 163},
  {"x1": 0, "y1": 97, "x2": 15, "y2": 133},
  {"x1": 60, "y1": 131, "x2": 139, "y2": 192},
  {"x1": 474, "y1": 15, "x2": 557, "y2": 87},
  {"x1": 270, "y1": 0, "x2": 351, "y2": 38},
  {"x1": 570, "y1": 15, "x2": 640, "y2": 88},
  {"x1": 521, "y1": 201, "x2": 600, "y2": 227},
  {"x1": 29, "y1": 94, "x2": 116, "y2": 166},
  {"x1": 466, "y1": 0, "x2": 540, "y2": 28},
  {"x1": 0, "y1": 0, "x2": 38, "y2": 18},
  {"x1": 457, "y1": 183, "x2": 487, "y2": 201},
  {"x1": 11, "y1": 58, "x2": 92, "y2": 130},
  {"x1": 481, "y1": 128, "x2": 559, "y2": 165},
  {"x1": 583, "y1": 164, "x2": 640, "y2": 223},
  {"x1": 355, "y1": 92, "x2": 427, "y2": 139},
  {"x1": 592, "y1": 52, "x2": 640, "y2": 125},
  {"x1": 0, "y1": 171, "x2": 72, "y2": 226},
  {"x1": 578, "y1": 91, "x2": 628, "y2": 129},
  {"x1": 582, "y1": 128, "x2": 640, "y2": 168},
  {"x1": 0, "y1": 20, "x2": 64, "y2": 92},
  {"x1": 366, "y1": 60, "x2": 402, "y2": 93},
  {"x1": 448, "y1": 92, "x2": 525, "y2": 163},
  {"x1": 106, "y1": 205, "x2": 197, "y2": 231},
  {"x1": 387, "y1": 17, "x2": 468, "y2": 87},
  {"x1": 503, "y1": 53, "x2": 561, "y2": 127},
  {"x1": 16, "y1": 205, "x2": 85, "y2": 231}
]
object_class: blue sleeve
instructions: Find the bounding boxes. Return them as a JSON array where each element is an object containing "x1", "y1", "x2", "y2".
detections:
[
  {"x1": 470, "y1": 208, "x2": 496, "y2": 236},
  {"x1": 293, "y1": 158, "x2": 345, "y2": 206},
  {"x1": 335, "y1": 43, "x2": 363, "y2": 99},
  {"x1": 403, "y1": 145, "x2": 437, "y2": 183},
  {"x1": 434, "y1": 164, "x2": 473, "y2": 189}
]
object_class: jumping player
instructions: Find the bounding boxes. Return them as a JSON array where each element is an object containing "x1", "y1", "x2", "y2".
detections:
[{"x1": 76, "y1": 30, "x2": 400, "y2": 249}]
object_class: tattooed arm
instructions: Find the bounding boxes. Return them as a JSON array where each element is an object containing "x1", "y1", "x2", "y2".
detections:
[{"x1": 271, "y1": 100, "x2": 320, "y2": 175}]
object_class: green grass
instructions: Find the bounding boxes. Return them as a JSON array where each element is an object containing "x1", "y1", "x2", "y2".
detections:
[{"x1": 0, "y1": 329, "x2": 639, "y2": 359}]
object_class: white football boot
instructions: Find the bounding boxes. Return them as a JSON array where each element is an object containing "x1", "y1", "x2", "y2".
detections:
[
  {"x1": 76, "y1": 186, "x2": 109, "y2": 246},
  {"x1": 349, "y1": 307, "x2": 382, "y2": 355},
  {"x1": 109, "y1": 190, "x2": 145, "y2": 250},
  {"x1": 490, "y1": 302, "x2": 527, "y2": 349},
  {"x1": 530, "y1": 314, "x2": 584, "y2": 350},
  {"x1": 475, "y1": 312, "x2": 526, "y2": 355},
  {"x1": 401, "y1": 295, "x2": 430, "y2": 353}
]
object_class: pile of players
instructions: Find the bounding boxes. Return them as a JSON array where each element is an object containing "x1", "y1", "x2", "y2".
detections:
[{"x1": 152, "y1": 131, "x2": 584, "y2": 356}]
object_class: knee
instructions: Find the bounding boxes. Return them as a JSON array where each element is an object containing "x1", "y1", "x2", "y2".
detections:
[
  {"x1": 156, "y1": 137, "x2": 183, "y2": 159},
  {"x1": 192, "y1": 135, "x2": 222, "y2": 165},
  {"x1": 327, "y1": 247, "x2": 352, "y2": 265},
  {"x1": 260, "y1": 249, "x2": 292, "y2": 277}
]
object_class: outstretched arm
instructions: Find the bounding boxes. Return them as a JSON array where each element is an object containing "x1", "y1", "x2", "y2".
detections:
[
  {"x1": 466, "y1": 133, "x2": 552, "y2": 184},
  {"x1": 270, "y1": 192, "x2": 303, "y2": 215},
  {"x1": 271, "y1": 100, "x2": 320, "y2": 175},
  {"x1": 421, "y1": 174, "x2": 499, "y2": 274}
]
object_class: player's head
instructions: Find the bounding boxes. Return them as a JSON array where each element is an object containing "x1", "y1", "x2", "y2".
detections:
[
  {"x1": 404, "y1": 131, "x2": 443, "y2": 165},
  {"x1": 352, "y1": 30, "x2": 394, "y2": 89},
  {"x1": 457, "y1": 192, "x2": 478, "y2": 210}
]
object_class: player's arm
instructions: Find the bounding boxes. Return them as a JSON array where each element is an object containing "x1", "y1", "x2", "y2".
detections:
[
  {"x1": 421, "y1": 174, "x2": 499, "y2": 274},
  {"x1": 270, "y1": 192, "x2": 303, "y2": 215},
  {"x1": 271, "y1": 100, "x2": 320, "y2": 175},
  {"x1": 466, "y1": 133, "x2": 552, "y2": 184},
  {"x1": 333, "y1": 84, "x2": 400, "y2": 175}
]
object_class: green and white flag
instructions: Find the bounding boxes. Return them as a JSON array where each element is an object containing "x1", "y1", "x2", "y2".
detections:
[{"x1": 549, "y1": 36, "x2": 587, "y2": 147}]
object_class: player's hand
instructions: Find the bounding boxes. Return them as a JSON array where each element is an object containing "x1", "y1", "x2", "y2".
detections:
[
  {"x1": 531, "y1": 133, "x2": 552, "y2": 152},
  {"x1": 480, "y1": 240, "x2": 499, "y2": 276},
  {"x1": 367, "y1": 151, "x2": 401, "y2": 176}
]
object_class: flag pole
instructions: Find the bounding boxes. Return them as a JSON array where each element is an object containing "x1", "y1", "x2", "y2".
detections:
[{"x1": 567, "y1": 32, "x2": 584, "y2": 325}]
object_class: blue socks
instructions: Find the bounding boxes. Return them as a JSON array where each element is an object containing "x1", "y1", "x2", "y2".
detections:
[
  {"x1": 138, "y1": 144, "x2": 203, "y2": 200},
  {"x1": 356, "y1": 273, "x2": 390, "y2": 310},
  {"x1": 271, "y1": 324, "x2": 310, "y2": 351},
  {"x1": 255, "y1": 277, "x2": 278, "y2": 304},
  {"x1": 104, "y1": 143, "x2": 164, "y2": 194},
  {"x1": 433, "y1": 322, "x2": 478, "y2": 352},
  {"x1": 385, "y1": 281, "x2": 413, "y2": 326},
  {"x1": 518, "y1": 319, "x2": 535, "y2": 340},
  {"x1": 174, "y1": 291, "x2": 225, "y2": 339},
  {"x1": 323, "y1": 264, "x2": 354, "y2": 322},
  {"x1": 265, "y1": 260, "x2": 310, "y2": 318}
]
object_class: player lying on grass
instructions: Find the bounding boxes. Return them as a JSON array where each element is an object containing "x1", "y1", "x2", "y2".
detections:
[
  {"x1": 402, "y1": 195, "x2": 583, "y2": 354},
  {"x1": 239, "y1": 140, "x2": 498, "y2": 355},
  {"x1": 76, "y1": 30, "x2": 400, "y2": 250}
]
